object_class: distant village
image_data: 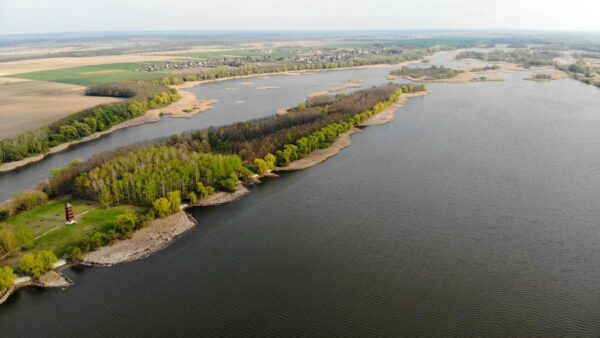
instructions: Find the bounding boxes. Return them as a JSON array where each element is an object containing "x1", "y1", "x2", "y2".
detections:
[{"x1": 135, "y1": 47, "x2": 404, "y2": 72}]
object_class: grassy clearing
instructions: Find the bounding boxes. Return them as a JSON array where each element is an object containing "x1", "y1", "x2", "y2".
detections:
[
  {"x1": 0, "y1": 200, "x2": 140, "y2": 265},
  {"x1": 6, "y1": 63, "x2": 170, "y2": 87}
]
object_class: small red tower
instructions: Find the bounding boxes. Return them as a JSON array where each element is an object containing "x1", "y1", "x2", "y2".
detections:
[{"x1": 65, "y1": 203, "x2": 76, "y2": 224}]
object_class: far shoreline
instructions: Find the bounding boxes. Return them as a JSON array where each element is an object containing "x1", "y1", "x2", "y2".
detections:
[{"x1": 0, "y1": 58, "x2": 426, "y2": 175}]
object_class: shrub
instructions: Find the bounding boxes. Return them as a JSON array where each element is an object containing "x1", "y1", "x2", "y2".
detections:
[
  {"x1": 0, "y1": 266, "x2": 16, "y2": 295},
  {"x1": 253, "y1": 158, "x2": 269, "y2": 174},
  {"x1": 167, "y1": 191, "x2": 181, "y2": 214},
  {"x1": 18, "y1": 250, "x2": 57, "y2": 278},
  {"x1": 115, "y1": 212, "x2": 138, "y2": 235},
  {"x1": 15, "y1": 226, "x2": 34, "y2": 250},
  {"x1": 11, "y1": 190, "x2": 48, "y2": 213},
  {"x1": 152, "y1": 198, "x2": 171, "y2": 218},
  {"x1": 218, "y1": 174, "x2": 239, "y2": 192},
  {"x1": 187, "y1": 192, "x2": 197, "y2": 204}
]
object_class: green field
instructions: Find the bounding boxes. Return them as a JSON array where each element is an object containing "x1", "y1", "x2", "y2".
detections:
[
  {"x1": 0, "y1": 200, "x2": 140, "y2": 265},
  {"x1": 7, "y1": 63, "x2": 170, "y2": 87}
]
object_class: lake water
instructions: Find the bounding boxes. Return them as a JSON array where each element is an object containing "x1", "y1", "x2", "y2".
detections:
[{"x1": 2, "y1": 54, "x2": 600, "y2": 336}]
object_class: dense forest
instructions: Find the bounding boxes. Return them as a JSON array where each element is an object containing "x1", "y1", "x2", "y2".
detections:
[
  {"x1": 0, "y1": 85, "x2": 179, "y2": 164},
  {"x1": 45, "y1": 83, "x2": 425, "y2": 206},
  {"x1": 390, "y1": 65, "x2": 460, "y2": 80}
]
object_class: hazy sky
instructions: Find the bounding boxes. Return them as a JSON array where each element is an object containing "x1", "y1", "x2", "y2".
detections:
[{"x1": 1, "y1": 0, "x2": 599, "y2": 35}]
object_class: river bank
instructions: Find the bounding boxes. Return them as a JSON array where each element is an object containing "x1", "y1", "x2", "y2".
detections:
[
  {"x1": 0, "y1": 269, "x2": 73, "y2": 305},
  {"x1": 0, "y1": 90, "x2": 217, "y2": 174},
  {"x1": 75, "y1": 88, "x2": 431, "y2": 265},
  {"x1": 0, "y1": 58, "x2": 426, "y2": 175},
  {"x1": 82, "y1": 211, "x2": 196, "y2": 266}
]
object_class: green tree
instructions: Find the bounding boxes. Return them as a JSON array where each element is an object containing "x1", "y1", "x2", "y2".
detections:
[
  {"x1": 98, "y1": 188, "x2": 113, "y2": 207},
  {"x1": 264, "y1": 154, "x2": 276, "y2": 170},
  {"x1": 152, "y1": 198, "x2": 171, "y2": 218},
  {"x1": 15, "y1": 226, "x2": 35, "y2": 250},
  {"x1": 0, "y1": 266, "x2": 16, "y2": 295},
  {"x1": 18, "y1": 250, "x2": 57, "y2": 278},
  {"x1": 187, "y1": 191, "x2": 197, "y2": 204},
  {"x1": 167, "y1": 191, "x2": 181, "y2": 214},
  {"x1": 0, "y1": 229, "x2": 19, "y2": 255},
  {"x1": 254, "y1": 158, "x2": 269, "y2": 174},
  {"x1": 115, "y1": 212, "x2": 138, "y2": 235}
]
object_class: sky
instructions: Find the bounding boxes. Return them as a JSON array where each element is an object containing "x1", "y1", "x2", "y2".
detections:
[{"x1": 1, "y1": 0, "x2": 599, "y2": 35}]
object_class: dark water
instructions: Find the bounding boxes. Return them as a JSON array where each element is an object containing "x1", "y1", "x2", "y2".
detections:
[{"x1": 2, "y1": 58, "x2": 600, "y2": 336}]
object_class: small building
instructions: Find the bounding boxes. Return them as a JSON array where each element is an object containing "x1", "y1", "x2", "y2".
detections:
[{"x1": 65, "y1": 203, "x2": 77, "y2": 225}]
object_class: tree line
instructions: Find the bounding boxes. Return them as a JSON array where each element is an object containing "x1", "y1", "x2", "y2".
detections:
[
  {"x1": 0, "y1": 88, "x2": 179, "y2": 164},
  {"x1": 1, "y1": 83, "x2": 425, "y2": 265},
  {"x1": 390, "y1": 65, "x2": 460, "y2": 80}
]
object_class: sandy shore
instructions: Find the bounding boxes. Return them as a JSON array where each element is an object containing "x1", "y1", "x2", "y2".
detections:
[
  {"x1": 358, "y1": 90, "x2": 431, "y2": 126},
  {"x1": 524, "y1": 67, "x2": 569, "y2": 81},
  {"x1": 0, "y1": 89, "x2": 217, "y2": 173},
  {"x1": 0, "y1": 270, "x2": 72, "y2": 304},
  {"x1": 194, "y1": 185, "x2": 250, "y2": 206},
  {"x1": 276, "y1": 128, "x2": 361, "y2": 171},
  {"x1": 83, "y1": 211, "x2": 195, "y2": 266},
  {"x1": 307, "y1": 80, "x2": 365, "y2": 98}
]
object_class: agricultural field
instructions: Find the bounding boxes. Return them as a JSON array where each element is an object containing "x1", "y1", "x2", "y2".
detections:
[
  {"x1": 0, "y1": 200, "x2": 140, "y2": 265},
  {"x1": 0, "y1": 80, "x2": 124, "y2": 138},
  {"x1": 6, "y1": 63, "x2": 171, "y2": 87},
  {"x1": 0, "y1": 53, "x2": 186, "y2": 76}
]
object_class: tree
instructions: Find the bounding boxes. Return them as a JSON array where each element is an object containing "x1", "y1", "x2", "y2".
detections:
[
  {"x1": 15, "y1": 226, "x2": 34, "y2": 250},
  {"x1": 167, "y1": 191, "x2": 181, "y2": 214},
  {"x1": 152, "y1": 198, "x2": 171, "y2": 218},
  {"x1": 0, "y1": 266, "x2": 16, "y2": 295},
  {"x1": 18, "y1": 251, "x2": 57, "y2": 278},
  {"x1": 187, "y1": 191, "x2": 197, "y2": 204},
  {"x1": 115, "y1": 212, "x2": 138, "y2": 235},
  {"x1": 254, "y1": 158, "x2": 269, "y2": 174},
  {"x1": 0, "y1": 229, "x2": 18, "y2": 255},
  {"x1": 98, "y1": 188, "x2": 113, "y2": 207},
  {"x1": 264, "y1": 154, "x2": 276, "y2": 170}
]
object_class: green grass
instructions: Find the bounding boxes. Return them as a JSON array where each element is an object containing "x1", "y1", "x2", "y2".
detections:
[
  {"x1": 0, "y1": 200, "x2": 140, "y2": 263},
  {"x1": 6, "y1": 63, "x2": 170, "y2": 87}
]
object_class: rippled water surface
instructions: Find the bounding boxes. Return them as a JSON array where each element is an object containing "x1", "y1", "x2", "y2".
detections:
[{"x1": 2, "y1": 56, "x2": 600, "y2": 336}]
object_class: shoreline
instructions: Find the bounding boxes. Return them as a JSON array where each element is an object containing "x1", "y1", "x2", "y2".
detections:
[
  {"x1": 0, "y1": 89, "x2": 217, "y2": 174},
  {"x1": 0, "y1": 270, "x2": 73, "y2": 305},
  {"x1": 0, "y1": 58, "x2": 424, "y2": 175},
  {"x1": 82, "y1": 210, "x2": 196, "y2": 266},
  {"x1": 0, "y1": 87, "x2": 430, "y2": 304}
]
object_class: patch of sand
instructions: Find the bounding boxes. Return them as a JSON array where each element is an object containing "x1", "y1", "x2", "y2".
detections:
[
  {"x1": 36, "y1": 270, "x2": 73, "y2": 288},
  {"x1": 358, "y1": 90, "x2": 431, "y2": 126},
  {"x1": 0, "y1": 80, "x2": 124, "y2": 139},
  {"x1": 307, "y1": 80, "x2": 365, "y2": 98},
  {"x1": 0, "y1": 54, "x2": 185, "y2": 76},
  {"x1": 83, "y1": 211, "x2": 195, "y2": 265},
  {"x1": 256, "y1": 86, "x2": 279, "y2": 90},
  {"x1": 0, "y1": 77, "x2": 33, "y2": 85},
  {"x1": 524, "y1": 68, "x2": 569, "y2": 81},
  {"x1": 194, "y1": 185, "x2": 250, "y2": 206},
  {"x1": 276, "y1": 107, "x2": 290, "y2": 115}
]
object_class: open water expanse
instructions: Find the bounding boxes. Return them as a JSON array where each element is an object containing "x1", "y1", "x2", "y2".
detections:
[{"x1": 2, "y1": 52, "x2": 600, "y2": 336}]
